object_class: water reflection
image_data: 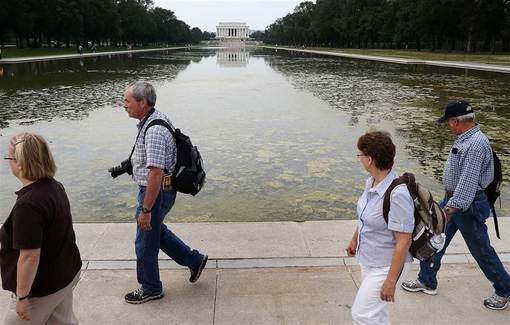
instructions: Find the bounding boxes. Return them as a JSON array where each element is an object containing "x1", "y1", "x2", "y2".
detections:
[
  {"x1": 217, "y1": 49, "x2": 249, "y2": 67},
  {"x1": 0, "y1": 48, "x2": 508, "y2": 222},
  {"x1": 261, "y1": 49, "x2": 510, "y2": 184},
  {"x1": 0, "y1": 54, "x2": 192, "y2": 128}
]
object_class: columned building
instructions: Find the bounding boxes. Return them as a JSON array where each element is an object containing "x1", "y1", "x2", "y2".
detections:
[{"x1": 216, "y1": 22, "x2": 250, "y2": 40}]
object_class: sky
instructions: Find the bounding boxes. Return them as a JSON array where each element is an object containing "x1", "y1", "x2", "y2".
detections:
[{"x1": 153, "y1": 0, "x2": 309, "y2": 32}]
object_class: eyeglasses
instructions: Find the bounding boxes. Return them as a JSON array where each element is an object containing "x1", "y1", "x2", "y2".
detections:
[
  {"x1": 3, "y1": 155, "x2": 15, "y2": 161},
  {"x1": 356, "y1": 154, "x2": 366, "y2": 158}
]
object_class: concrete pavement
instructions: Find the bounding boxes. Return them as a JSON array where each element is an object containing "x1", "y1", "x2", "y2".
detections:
[
  {"x1": 0, "y1": 47, "x2": 189, "y2": 64},
  {"x1": 264, "y1": 46, "x2": 510, "y2": 74},
  {"x1": 1, "y1": 219, "x2": 509, "y2": 324}
]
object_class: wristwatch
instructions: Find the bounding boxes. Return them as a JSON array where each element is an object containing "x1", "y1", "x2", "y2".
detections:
[
  {"x1": 12, "y1": 293, "x2": 30, "y2": 302},
  {"x1": 141, "y1": 207, "x2": 152, "y2": 214}
]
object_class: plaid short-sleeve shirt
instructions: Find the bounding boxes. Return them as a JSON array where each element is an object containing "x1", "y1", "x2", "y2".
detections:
[{"x1": 131, "y1": 109, "x2": 177, "y2": 186}]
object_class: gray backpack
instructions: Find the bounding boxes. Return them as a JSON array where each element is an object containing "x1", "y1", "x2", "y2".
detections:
[{"x1": 383, "y1": 173, "x2": 447, "y2": 266}]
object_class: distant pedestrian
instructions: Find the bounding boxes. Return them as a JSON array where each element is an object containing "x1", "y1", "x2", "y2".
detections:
[
  {"x1": 347, "y1": 131, "x2": 414, "y2": 324},
  {"x1": 0, "y1": 133, "x2": 82, "y2": 324},
  {"x1": 110, "y1": 81, "x2": 208, "y2": 304},
  {"x1": 401, "y1": 100, "x2": 510, "y2": 310},
  {"x1": 78, "y1": 45, "x2": 83, "y2": 55}
]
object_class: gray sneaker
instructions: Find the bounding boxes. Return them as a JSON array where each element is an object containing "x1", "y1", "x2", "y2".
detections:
[
  {"x1": 484, "y1": 292, "x2": 509, "y2": 310},
  {"x1": 401, "y1": 279, "x2": 437, "y2": 295}
]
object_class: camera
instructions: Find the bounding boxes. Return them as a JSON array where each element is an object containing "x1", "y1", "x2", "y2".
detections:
[{"x1": 108, "y1": 159, "x2": 133, "y2": 178}]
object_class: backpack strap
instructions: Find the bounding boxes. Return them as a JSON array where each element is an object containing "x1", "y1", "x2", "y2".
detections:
[
  {"x1": 143, "y1": 119, "x2": 175, "y2": 174},
  {"x1": 144, "y1": 119, "x2": 174, "y2": 139},
  {"x1": 383, "y1": 176, "x2": 408, "y2": 223}
]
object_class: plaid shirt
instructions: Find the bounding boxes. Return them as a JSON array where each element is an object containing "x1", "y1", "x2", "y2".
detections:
[
  {"x1": 443, "y1": 124, "x2": 494, "y2": 211},
  {"x1": 131, "y1": 109, "x2": 176, "y2": 186}
]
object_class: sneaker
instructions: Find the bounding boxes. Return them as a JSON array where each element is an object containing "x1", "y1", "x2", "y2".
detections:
[
  {"x1": 484, "y1": 292, "x2": 510, "y2": 310},
  {"x1": 189, "y1": 254, "x2": 208, "y2": 283},
  {"x1": 401, "y1": 279, "x2": 437, "y2": 295},
  {"x1": 124, "y1": 287, "x2": 164, "y2": 304}
]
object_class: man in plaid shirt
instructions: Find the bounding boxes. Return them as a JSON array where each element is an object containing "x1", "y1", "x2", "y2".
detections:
[
  {"x1": 402, "y1": 100, "x2": 510, "y2": 310},
  {"x1": 122, "y1": 81, "x2": 208, "y2": 304}
]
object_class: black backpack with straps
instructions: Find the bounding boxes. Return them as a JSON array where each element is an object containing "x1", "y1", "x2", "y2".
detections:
[
  {"x1": 144, "y1": 119, "x2": 206, "y2": 196},
  {"x1": 485, "y1": 150, "x2": 503, "y2": 239}
]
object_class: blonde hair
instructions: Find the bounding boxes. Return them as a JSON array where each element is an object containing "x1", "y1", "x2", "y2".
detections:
[{"x1": 11, "y1": 133, "x2": 56, "y2": 181}]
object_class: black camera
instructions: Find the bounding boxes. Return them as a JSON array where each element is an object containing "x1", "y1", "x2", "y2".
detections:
[{"x1": 108, "y1": 159, "x2": 133, "y2": 178}]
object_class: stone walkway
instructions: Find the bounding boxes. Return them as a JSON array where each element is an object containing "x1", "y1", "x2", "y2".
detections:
[
  {"x1": 1, "y1": 219, "x2": 509, "y2": 324},
  {"x1": 0, "y1": 47, "x2": 188, "y2": 64},
  {"x1": 264, "y1": 46, "x2": 510, "y2": 74}
]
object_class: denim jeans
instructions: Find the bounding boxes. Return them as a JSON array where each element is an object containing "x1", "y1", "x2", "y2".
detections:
[
  {"x1": 418, "y1": 191, "x2": 510, "y2": 298},
  {"x1": 135, "y1": 187, "x2": 203, "y2": 294}
]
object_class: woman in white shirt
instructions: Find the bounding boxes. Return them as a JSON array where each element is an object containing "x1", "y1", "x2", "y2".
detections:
[{"x1": 346, "y1": 131, "x2": 415, "y2": 325}]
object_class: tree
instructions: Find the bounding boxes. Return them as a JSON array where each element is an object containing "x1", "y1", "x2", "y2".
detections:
[{"x1": 190, "y1": 27, "x2": 202, "y2": 44}]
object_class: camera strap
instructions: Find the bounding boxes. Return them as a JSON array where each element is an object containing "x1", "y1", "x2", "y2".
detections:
[{"x1": 128, "y1": 108, "x2": 156, "y2": 161}]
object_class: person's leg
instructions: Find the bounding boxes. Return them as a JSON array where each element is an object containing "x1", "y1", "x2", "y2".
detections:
[
  {"x1": 158, "y1": 190, "x2": 203, "y2": 269},
  {"x1": 352, "y1": 265, "x2": 391, "y2": 325},
  {"x1": 416, "y1": 216, "x2": 458, "y2": 290},
  {"x1": 135, "y1": 187, "x2": 165, "y2": 295},
  {"x1": 4, "y1": 273, "x2": 80, "y2": 325},
  {"x1": 457, "y1": 194, "x2": 510, "y2": 298},
  {"x1": 45, "y1": 272, "x2": 80, "y2": 325}
]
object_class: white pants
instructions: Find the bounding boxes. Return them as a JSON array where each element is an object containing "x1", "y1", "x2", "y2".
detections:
[
  {"x1": 352, "y1": 263, "x2": 411, "y2": 325},
  {"x1": 4, "y1": 272, "x2": 80, "y2": 325}
]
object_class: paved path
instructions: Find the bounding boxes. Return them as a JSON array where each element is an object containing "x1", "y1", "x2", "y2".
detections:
[
  {"x1": 1, "y1": 219, "x2": 509, "y2": 324},
  {"x1": 0, "y1": 47, "x2": 189, "y2": 64},
  {"x1": 264, "y1": 46, "x2": 510, "y2": 74}
]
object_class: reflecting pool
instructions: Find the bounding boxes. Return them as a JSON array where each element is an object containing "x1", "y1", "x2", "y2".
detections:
[{"x1": 0, "y1": 48, "x2": 508, "y2": 222}]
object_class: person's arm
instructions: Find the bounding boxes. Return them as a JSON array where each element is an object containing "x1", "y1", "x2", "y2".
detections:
[
  {"x1": 382, "y1": 184, "x2": 414, "y2": 302},
  {"x1": 138, "y1": 124, "x2": 172, "y2": 231},
  {"x1": 138, "y1": 167, "x2": 164, "y2": 231},
  {"x1": 346, "y1": 227, "x2": 358, "y2": 257},
  {"x1": 380, "y1": 232, "x2": 411, "y2": 302},
  {"x1": 15, "y1": 248, "x2": 41, "y2": 321}
]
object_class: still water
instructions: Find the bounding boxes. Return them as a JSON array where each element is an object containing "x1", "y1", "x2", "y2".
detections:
[{"x1": 0, "y1": 48, "x2": 509, "y2": 222}]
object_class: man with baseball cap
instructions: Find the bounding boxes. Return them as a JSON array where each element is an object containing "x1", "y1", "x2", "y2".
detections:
[{"x1": 401, "y1": 100, "x2": 510, "y2": 310}]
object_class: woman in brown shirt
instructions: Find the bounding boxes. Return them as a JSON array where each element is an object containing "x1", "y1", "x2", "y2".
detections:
[{"x1": 0, "y1": 133, "x2": 82, "y2": 324}]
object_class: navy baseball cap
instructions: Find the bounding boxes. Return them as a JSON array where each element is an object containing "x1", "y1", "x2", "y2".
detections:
[{"x1": 437, "y1": 100, "x2": 474, "y2": 123}]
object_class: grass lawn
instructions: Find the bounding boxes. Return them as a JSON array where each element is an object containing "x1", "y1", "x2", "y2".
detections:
[
  {"x1": 0, "y1": 46, "x2": 175, "y2": 59},
  {"x1": 307, "y1": 47, "x2": 510, "y2": 66}
]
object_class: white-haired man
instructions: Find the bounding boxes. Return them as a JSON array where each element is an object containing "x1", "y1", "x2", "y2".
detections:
[
  {"x1": 402, "y1": 100, "x2": 510, "y2": 310},
  {"x1": 121, "y1": 81, "x2": 207, "y2": 304}
]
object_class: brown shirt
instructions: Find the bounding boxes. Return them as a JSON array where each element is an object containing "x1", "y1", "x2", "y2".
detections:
[{"x1": 0, "y1": 178, "x2": 82, "y2": 297}]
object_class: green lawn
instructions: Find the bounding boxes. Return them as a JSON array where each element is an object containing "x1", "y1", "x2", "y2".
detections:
[
  {"x1": 0, "y1": 46, "x2": 175, "y2": 59},
  {"x1": 307, "y1": 47, "x2": 510, "y2": 66}
]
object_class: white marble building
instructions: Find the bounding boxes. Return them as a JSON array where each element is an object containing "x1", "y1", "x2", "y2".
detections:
[{"x1": 216, "y1": 22, "x2": 250, "y2": 40}]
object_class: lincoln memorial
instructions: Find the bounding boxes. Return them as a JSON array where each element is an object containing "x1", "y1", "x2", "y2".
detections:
[{"x1": 216, "y1": 22, "x2": 250, "y2": 40}]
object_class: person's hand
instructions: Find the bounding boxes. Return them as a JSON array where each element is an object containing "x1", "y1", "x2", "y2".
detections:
[
  {"x1": 138, "y1": 212, "x2": 152, "y2": 231},
  {"x1": 345, "y1": 238, "x2": 357, "y2": 257},
  {"x1": 380, "y1": 278, "x2": 396, "y2": 302},
  {"x1": 16, "y1": 299, "x2": 31, "y2": 321}
]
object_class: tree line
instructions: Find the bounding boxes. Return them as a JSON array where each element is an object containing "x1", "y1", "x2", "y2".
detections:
[
  {"x1": 262, "y1": 0, "x2": 510, "y2": 52},
  {"x1": 0, "y1": 0, "x2": 211, "y2": 48}
]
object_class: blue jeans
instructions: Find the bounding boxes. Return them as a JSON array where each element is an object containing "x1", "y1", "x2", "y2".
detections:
[
  {"x1": 418, "y1": 191, "x2": 510, "y2": 298},
  {"x1": 135, "y1": 187, "x2": 203, "y2": 294}
]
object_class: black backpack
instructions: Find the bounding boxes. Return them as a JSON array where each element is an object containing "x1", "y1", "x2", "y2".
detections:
[
  {"x1": 383, "y1": 173, "x2": 447, "y2": 266},
  {"x1": 485, "y1": 150, "x2": 502, "y2": 239},
  {"x1": 144, "y1": 119, "x2": 206, "y2": 196}
]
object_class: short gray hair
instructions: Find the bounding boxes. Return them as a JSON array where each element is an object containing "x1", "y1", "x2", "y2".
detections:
[
  {"x1": 455, "y1": 112, "x2": 475, "y2": 122},
  {"x1": 129, "y1": 81, "x2": 157, "y2": 107}
]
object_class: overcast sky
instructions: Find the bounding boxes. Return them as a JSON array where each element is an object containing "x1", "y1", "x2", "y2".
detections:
[{"x1": 153, "y1": 0, "x2": 308, "y2": 32}]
